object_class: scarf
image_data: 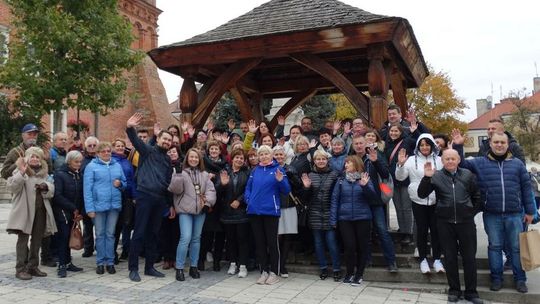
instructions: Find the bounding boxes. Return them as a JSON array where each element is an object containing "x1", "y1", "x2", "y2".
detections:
[{"x1": 345, "y1": 171, "x2": 361, "y2": 183}]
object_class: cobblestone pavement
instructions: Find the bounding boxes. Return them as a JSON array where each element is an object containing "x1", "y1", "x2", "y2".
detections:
[{"x1": 0, "y1": 204, "x2": 508, "y2": 304}]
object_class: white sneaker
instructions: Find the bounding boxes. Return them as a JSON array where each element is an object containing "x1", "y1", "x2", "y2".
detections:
[
  {"x1": 502, "y1": 253, "x2": 507, "y2": 266},
  {"x1": 413, "y1": 247, "x2": 419, "y2": 258},
  {"x1": 256, "y1": 271, "x2": 268, "y2": 284},
  {"x1": 206, "y1": 252, "x2": 214, "y2": 262},
  {"x1": 265, "y1": 271, "x2": 280, "y2": 285},
  {"x1": 227, "y1": 262, "x2": 237, "y2": 275},
  {"x1": 420, "y1": 258, "x2": 431, "y2": 274},
  {"x1": 433, "y1": 259, "x2": 445, "y2": 273},
  {"x1": 238, "y1": 265, "x2": 248, "y2": 278}
]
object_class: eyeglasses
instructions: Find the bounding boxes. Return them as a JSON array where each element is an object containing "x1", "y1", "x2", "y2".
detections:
[
  {"x1": 99, "y1": 150, "x2": 111, "y2": 153},
  {"x1": 87, "y1": 144, "x2": 97, "y2": 147}
]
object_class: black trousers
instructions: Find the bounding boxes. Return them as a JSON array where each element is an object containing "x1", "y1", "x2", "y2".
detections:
[
  {"x1": 82, "y1": 214, "x2": 94, "y2": 253},
  {"x1": 437, "y1": 220, "x2": 478, "y2": 299},
  {"x1": 249, "y1": 215, "x2": 280, "y2": 274},
  {"x1": 339, "y1": 220, "x2": 371, "y2": 277},
  {"x1": 128, "y1": 192, "x2": 165, "y2": 272},
  {"x1": 224, "y1": 223, "x2": 250, "y2": 266},
  {"x1": 159, "y1": 216, "x2": 180, "y2": 262},
  {"x1": 55, "y1": 218, "x2": 73, "y2": 266},
  {"x1": 200, "y1": 231, "x2": 226, "y2": 265},
  {"x1": 412, "y1": 203, "x2": 441, "y2": 259}
]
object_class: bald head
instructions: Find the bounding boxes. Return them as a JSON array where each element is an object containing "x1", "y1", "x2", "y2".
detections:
[{"x1": 442, "y1": 149, "x2": 460, "y2": 172}]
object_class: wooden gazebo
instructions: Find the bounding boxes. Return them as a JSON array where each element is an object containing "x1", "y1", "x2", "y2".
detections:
[{"x1": 148, "y1": 0, "x2": 428, "y2": 129}]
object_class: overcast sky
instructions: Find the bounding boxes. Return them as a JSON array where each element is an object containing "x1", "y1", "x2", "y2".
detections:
[{"x1": 155, "y1": 0, "x2": 540, "y2": 122}]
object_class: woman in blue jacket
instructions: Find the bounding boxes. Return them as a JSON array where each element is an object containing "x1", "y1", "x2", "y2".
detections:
[
  {"x1": 84, "y1": 142, "x2": 126, "y2": 275},
  {"x1": 244, "y1": 145, "x2": 291, "y2": 285},
  {"x1": 331, "y1": 155, "x2": 376, "y2": 286}
]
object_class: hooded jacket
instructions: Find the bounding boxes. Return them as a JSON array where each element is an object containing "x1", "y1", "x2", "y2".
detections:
[
  {"x1": 244, "y1": 160, "x2": 291, "y2": 216},
  {"x1": 83, "y1": 157, "x2": 126, "y2": 213},
  {"x1": 395, "y1": 133, "x2": 442, "y2": 206}
]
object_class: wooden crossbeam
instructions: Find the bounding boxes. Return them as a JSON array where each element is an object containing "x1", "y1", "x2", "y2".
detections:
[
  {"x1": 230, "y1": 86, "x2": 255, "y2": 122},
  {"x1": 269, "y1": 89, "x2": 318, "y2": 131},
  {"x1": 289, "y1": 53, "x2": 369, "y2": 122}
]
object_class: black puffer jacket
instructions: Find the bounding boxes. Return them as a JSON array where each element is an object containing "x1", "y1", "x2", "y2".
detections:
[
  {"x1": 417, "y1": 167, "x2": 481, "y2": 223},
  {"x1": 203, "y1": 155, "x2": 228, "y2": 231},
  {"x1": 53, "y1": 164, "x2": 84, "y2": 222},
  {"x1": 281, "y1": 164, "x2": 302, "y2": 208},
  {"x1": 302, "y1": 168, "x2": 339, "y2": 230},
  {"x1": 216, "y1": 166, "x2": 250, "y2": 224}
]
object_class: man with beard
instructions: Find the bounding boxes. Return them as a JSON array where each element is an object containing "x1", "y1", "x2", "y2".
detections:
[{"x1": 125, "y1": 113, "x2": 173, "y2": 282}]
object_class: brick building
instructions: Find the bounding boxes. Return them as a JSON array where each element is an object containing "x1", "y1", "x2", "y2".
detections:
[{"x1": 0, "y1": 0, "x2": 174, "y2": 143}]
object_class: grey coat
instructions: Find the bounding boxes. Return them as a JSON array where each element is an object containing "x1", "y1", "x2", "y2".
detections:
[{"x1": 169, "y1": 168, "x2": 216, "y2": 215}]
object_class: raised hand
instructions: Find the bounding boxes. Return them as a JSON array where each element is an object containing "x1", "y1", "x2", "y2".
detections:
[
  {"x1": 275, "y1": 168, "x2": 284, "y2": 182},
  {"x1": 154, "y1": 122, "x2": 162, "y2": 136},
  {"x1": 424, "y1": 162, "x2": 435, "y2": 177},
  {"x1": 301, "y1": 173, "x2": 311, "y2": 188},
  {"x1": 127, "y1": 112, "x2": 143, "y2": 128},
  {"x1": 207, "y1": 120, "x2": 215, "y2": 132},
  {"x1": 309, "y1": 139, "x2": 317, "y2": 149},
  {"x1": 397, "y1": 148, "x2": 408, "y2": 166},
  {"x1": 409, "y1": 119, "x2": 418, "y2": 133},
  {"x1": 221, "y1": 134, "x2": 230, "y2": 145},
  {"x1": 343, "y1": 121, "x2": 351, "y2": 134},
  {"x1": 451, "y1": 128, "x2": 465, "y2": 146},
  {"x1": 15, "y1": 157, "x2": 27, "y2": 173},
  {"x1": 248, "y1": 119, "x2": 259, "y2": 134},
  {"x1": 181, "y1": 121, "x2": 189, "y2": 133},
  {"x1": 187, "y1": 125, "x2": 195, "y2": 138},
  {"x1": 227, "y1": 118, "x2": 236, "y2": 131},
  {"x1": 367, "y1": 146, "x2": 378, "y2": 162},
  {"x1": 359, "y1": 172, "x2": 370, "y2": 186},
  {"x1": 333, "y1": 120, "x2": 342, "y2": 133},
  {"x1": 220, "y1": 170, "x2": 230, "y2": 185},
  {"x1": 277, "y1": 115, "x2": 285, "y2": 126}
]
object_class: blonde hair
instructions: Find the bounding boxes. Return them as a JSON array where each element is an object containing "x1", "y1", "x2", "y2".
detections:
[{"x1": 257, "y1": 145, "x2": 273, "y2": 155}]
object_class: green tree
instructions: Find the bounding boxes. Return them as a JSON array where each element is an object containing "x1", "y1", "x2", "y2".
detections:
[
  {"x1": 405, "y1": 66, "x2": 468, "y2": 134},
  {"x1": 210, "y1": 93, "x2": 242, "y2": 130},
  {"x1": 0, "y1": 94, "x2": 41, "y2": 155},
  {"x1": 504, "y1": 89, "x2": 540, "y2": 161},
  {"x1": 301, "y1": 94, "x2": 336, "y2": 129},
  {"x1": 330, "y1": 93, "x2": 358, "y2": 120},
  {"x1": 0, "y1": 0, "x2": 141, "y2": 125}
]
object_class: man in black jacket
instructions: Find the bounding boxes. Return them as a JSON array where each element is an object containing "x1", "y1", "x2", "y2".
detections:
[
  {"x1": 418, "y1": 149, "x2": 483, "y2": 304},
  {"x1": 125, "y1": 113, "x2": 173, "y2": 282}
]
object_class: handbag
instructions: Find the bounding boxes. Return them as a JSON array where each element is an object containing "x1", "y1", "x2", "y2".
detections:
[
  {"x1": 289, "y1": 193, "x2": 308, "y2": 227},
  {"x1": 519, "y1": 228, "x2": 540, "y2": 271},
  {"x1": 69, "y1": 220, "x2": 84, "y2": 250}
]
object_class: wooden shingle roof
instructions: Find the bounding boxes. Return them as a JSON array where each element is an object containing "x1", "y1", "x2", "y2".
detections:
[{"x1": 159, "y1": 0, "x2": 391, "y2": 49}]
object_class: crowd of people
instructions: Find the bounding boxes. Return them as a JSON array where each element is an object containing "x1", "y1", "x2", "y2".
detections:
[{"x1": 2, "y1": 105, "x2": 539, "y2": 304}]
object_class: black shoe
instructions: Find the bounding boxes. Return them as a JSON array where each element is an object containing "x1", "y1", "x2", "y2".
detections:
[
  {"x1": 129, "y1": 270, "x2": 141, "y2": 282},
  {"x1": 119, "y1": 251, "x2": 129, "y2": 260},
  {"x1": 342, "y1": 274, "x2": 354, "y2": 284},
  {"x1": 351, "y1": 275, "x2": 363, "y2": 286},
  {"x1": 82, "y1": 251, "x2": 93, "y2": 258},
  {"x1": 144, "y1": 267, "x2": 165, "y2": 278},
  {"x1": 516, "y1": 281, "x2": 528, "y2": 293},
  {"x1": 106, "y1": 265, "x2": 116, "y2": 274},
  {"x1": 66, "y1": 263, "x2": 83, "y2": 272},
  {"x1": 490, "y1": 280, "x2": 503, "y2": 291},
  {"x1": 319, "y1": 268, "x2": 328, "y2": 280},
  {"x1": 464, "y1": 297, "x2": 483, "y2": 304},
  {"x1": 41, "y1": 259, "x2": 57, "y2": 267},
  {"x1": 401, "y1": 235, "x2": 412, "y2": 245},
  {"x1": 213, "y1": 260, "x2": 221, "y2": 272},
  {"x1": 176, "y1": 269, "x2": 185, "y2": 281},
  {"x1": 447, "y1": 294, "x2": 459, "y2": 303},
  {"x1": 96, "y1": 265, "x2": 105, "y2": 275},
  {"x1": 189, "y1": 266, "x2": 200, "y2": 279},
  {"x1": 114, "y1": 253, "x2": 119, "y2": 265},
  {"x1": 387, "y1": 262, "x2": 398, "y2": 273},
  {"x1": 333, "y1": 270, "x2": 342, "y2": 282},
  {"x1": 57, "y1": 265, "x2": 67, "y2": 278},
  {"x1": 197, "y1": 260, "x2": 205, "y2": 271}
]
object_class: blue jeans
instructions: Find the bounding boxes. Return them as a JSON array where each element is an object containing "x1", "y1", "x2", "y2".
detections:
[
  {"x1": 312, "y1": 229, "x2": 340, "y2": 271},
  {"x1": 483, "y1": 212, "x2": 526, "y2": 283},
  {"x1": 369, "y1": 205, "x2": 396, "y2": 265},
  {"x1": 93, "y1": 209, "x2": 120, "y2": 266},
  {"x1": 176, "y1": 213, "x2": 206, "y2": 269}
]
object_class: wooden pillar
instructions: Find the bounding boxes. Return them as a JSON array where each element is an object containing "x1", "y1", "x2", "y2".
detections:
[
  {"x1": 230, "y1": 86, "x2": 255, "y2": 122},
  {"x1": 251, "y1": 92, "x2": 264, "y2": 122},
  {"x1": 390, "y1": 70, "x2": 408, "y2": 115},
  {"x1": 179, "y1": 76, "x2": 197, "y2": 123},
  {"x1": 368, "y1": 44, "x2": 389, "y2": 129}
]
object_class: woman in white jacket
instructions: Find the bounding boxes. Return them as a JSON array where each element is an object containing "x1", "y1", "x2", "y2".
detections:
[{"x1": 395, "y1": 133, "x2": 445, "y2": 274}]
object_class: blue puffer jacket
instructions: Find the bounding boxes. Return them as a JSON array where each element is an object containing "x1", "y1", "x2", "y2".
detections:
[
  {"x1": 330, "y1": 177, "x2": 377, "y2": 226},
  {"x1": 83, "y1": 157, "x2": 126, "y2": 213},
  {"x1": 245, "y1": 160, "x2": 291, "y2": 216},
  {"x1": 329, "y1": 149, "x2": 347, "y2": 174},
  {"x1": 458, "y1": 147, "x2": 536, "y2": 215},
  {"x1": 112, "y1": 153, "x2": 136, "y2": 199}
]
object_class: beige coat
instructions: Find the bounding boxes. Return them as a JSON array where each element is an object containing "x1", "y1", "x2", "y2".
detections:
[
  {"x1": 6, "y1": 161, "x2": 58, "y2": 236},
  {"x1": 168, "y1": 168, "x2": 216, "y2": 215}
]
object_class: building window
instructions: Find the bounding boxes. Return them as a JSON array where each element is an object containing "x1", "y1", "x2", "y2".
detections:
[{"x1": 0, "y1": 25, "x2": 9, "y2": 63}]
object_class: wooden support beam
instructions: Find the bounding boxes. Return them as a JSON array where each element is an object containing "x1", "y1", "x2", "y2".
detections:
[
  {"x1": 251, "y1": 93, "x2": 264, "y2": 123},
  {"x1": 257, "y1": 72, "x2": 368, "y2": 95},
  {"x1": 230, "y1": 86, "x2": 255, "y2": 122},
  {"x1": 289, "y1": 52, "x2": 369, "y2": 122},
  {"x1": 390, "y1": 70, "x2": 408, "y2": 114},
  {"x1": 269, "y1": 89, "x2": 318, "y2": 131},
  {"x1": 179, "y1": 76, "x2": 197, "y2": 123},
  {"x1": 367, "y1": 44, "x2": 391, "y2": 129},
  {"x1": 191, "y1": 57, "x2": 262, "y2": 128}
]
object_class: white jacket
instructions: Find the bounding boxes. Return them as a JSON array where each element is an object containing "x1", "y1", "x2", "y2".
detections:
[{"x1": 395, "y1": 133, "x2": 442, "y2": 206}]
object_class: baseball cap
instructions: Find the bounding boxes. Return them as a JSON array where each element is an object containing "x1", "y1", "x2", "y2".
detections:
[{"x1": 21, "y1": 123, "x2": 39, "y2": 133}]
